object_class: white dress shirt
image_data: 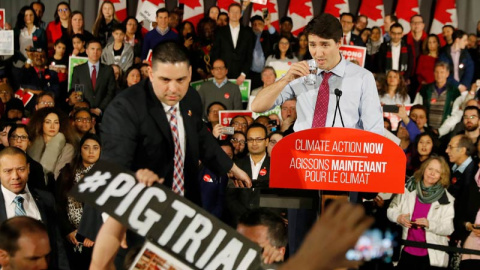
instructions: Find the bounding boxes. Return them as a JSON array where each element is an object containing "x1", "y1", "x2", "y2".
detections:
[
  {"x1": 229, "y1": 24, "x2": 241, "y2": 49},
  {"x1": 250, "y1": 153, "x2": 267, "y2": 180},
  {"x1": 391, "y1": 43, "x2": 401, "y2": 71},
  {"x1": 2, "y1": 184, "x2": 42, "y2": 220},
  {"x1": 162, "y1": 102, "x2": 186, "y2": 162}
]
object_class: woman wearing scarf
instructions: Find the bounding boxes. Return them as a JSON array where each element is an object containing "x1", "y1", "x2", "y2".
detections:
[{"x1": 388, "y1": 156, "x2": 454, "y2": 269}]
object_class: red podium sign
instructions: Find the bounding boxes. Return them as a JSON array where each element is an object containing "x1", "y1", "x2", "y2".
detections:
[{"x1": 270, "y1": 128, "x2": 406, "y2": 193}]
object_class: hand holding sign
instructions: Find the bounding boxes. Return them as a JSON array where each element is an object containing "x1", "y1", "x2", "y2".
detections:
[
  {"x1": 135, "y1": 168, "x2": 164, "y2": 186},
  {"x1": 231, "y1": 163, "x2": 252, "y2": 188}
]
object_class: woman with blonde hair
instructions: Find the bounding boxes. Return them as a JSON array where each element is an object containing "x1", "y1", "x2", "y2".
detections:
[
  {"x1": 388, "y1": 156, "x2": 454, "y2": 269},
  {"x1": 92, "y1": 0, "x2": 119, "y2": 47}
]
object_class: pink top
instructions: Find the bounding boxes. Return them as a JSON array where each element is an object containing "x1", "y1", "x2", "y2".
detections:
[{"x1": 404, "y1": 197, "x2": 432, "y2": 256}]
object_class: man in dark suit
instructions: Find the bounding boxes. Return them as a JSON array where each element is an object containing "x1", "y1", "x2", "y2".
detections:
[
  {"x1": 71, "y1": 39, "x2": 115, "y2": 118},
  {"x1": 340, "y1": 13, "x2": 365, "y2": 47},
  {"x1": 0, "y1": 147, "x2": 69, "y2": 269},
  {"x1": 226, "y1": 123, "x2": 271, "y2": 226},
  {"x1": 211, "y1": 2, "x2": 254, "y2": 85},
  {"x1": 249, "y1": 15, "x2": 275, "y2": 89},
  {"x1": 92, "y1": 42, "x2": 252, "y2": 268}
]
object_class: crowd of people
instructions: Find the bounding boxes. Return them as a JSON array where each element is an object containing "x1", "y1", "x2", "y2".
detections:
[{"x1": 0, "y1": 0, "x2": 480, "y2": 269}]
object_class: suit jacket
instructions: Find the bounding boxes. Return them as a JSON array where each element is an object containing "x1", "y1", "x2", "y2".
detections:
[
  {"x1": 211, "y1": 25, "x2": 254, "y2": 78},
  {"x1": 439, "y1": 45, "x2": 475, "y2": 89},
  {"x1": 20, "y1": 67, "x2": 60, "y2": 96},
  {"x1": 100, "y1": 79, "x2": 233, "y2": 206},
  {"x1": 71, "y1": 62, "x2": 115, "y2": 111},
  {"x1": 0, "y1": 187, "x2": 70, "y2": 270},
  {"x1": 225, "y1": 155, "x2": 270, "y2": 226},
  {"x1": 349, "y1": 33, "x2": 366, "y2": 47}
]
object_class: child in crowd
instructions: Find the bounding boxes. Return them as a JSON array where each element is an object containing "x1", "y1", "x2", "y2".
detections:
[
  {"x1": 101, "y1": 24, "x2": 133, "y2": 71},
  {"x1": 72, "y1": 34, "x2": 87, "y2": 57},
  {"x1": 48, "y1": 39, "x2": 68, "y2": 82}
]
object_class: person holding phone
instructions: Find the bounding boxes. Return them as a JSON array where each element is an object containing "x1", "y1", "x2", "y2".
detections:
[{"x1": 388, "y1": 156, "x2": 454, "y2": 269}]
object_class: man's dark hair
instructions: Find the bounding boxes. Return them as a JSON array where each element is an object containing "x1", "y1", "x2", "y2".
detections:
[
  {"x1": 304, "y1": 13, "x2": 342, "y2": 43},
  {"x1": 228, "y1": 2, "x2": 242, "y2": 11},
  {"x1": 390, "y1": 22, "x2": 403, "y2": 32},
  {"x1": 218, "y1": 12, "x2": 229, "y2": 23},
  {"x1": 250, "y1": 15, "x2": 264, "y2": 24},
  {"x1": 72, "y1": 33, "x2": 86, "y2": 43},
  {"x1": 442, "y1": 24, "x2": 455, "y2": 31},
  {"x1": 207, "y1": 102, "x2": 226, "y2": 114},
  {"x1": 85, "y1": 38, "x2": 102, "y2": 49},
  {"x1": 340, "y1": 12, "x2": 356, "y2": 23},
  {"x1": 238, "y1": 208, "x2": 287, "y2": 248},
  {"x1": 464, "y1": 106, "x2": 480, "y2": 118},
  {"x1": 36, "y1": 91, "x2": 55, "y2": 105},
  {"x1": 8, "y1": 124, "x2": 30, "y2": 142},
  {"x1": 111, "y1": 23, "x2": 126, "y2": 34},
  {"x1": 73, "y1": 108, "x2": 93, "y2": 119},
  {"x1": 230, "y1": 115, "x2": 247, "y2": 126},
  {"x1": 456, "y1": 135, "x2": 475, "y2": 157},
  {"x1": 280, "y1": 16, "x2": 293, "y2": 25},
  {"x1": 0, "y1": 147, "x2": 27, "y2": 164},
  {"x1": 30, "y1": 1, "x2": 45, "y2": 14},
  {"x1": 151, "y1": 41, "x2": 190, "y2": 69},
  {"x1": 213, "y1": 58, "x2": 228, "y2": 70},
  {"x1": 247, "y1": 123, "x2": 268, "y2": 138},
  {"x1": 0, "y1": 217, "x2": 47, "y2": 255},
  {"x1": 452, "y1": 29, "x2": 467, "y2": 41},
  {"x1": 410, "y1": 14, "x2": 423, "y2": 23},
  {"x1": 434, "y1": 61, "x2": 450, "y2": 72},
  {"x1": 218, "y1": 140, "x2": 234, "y2": 153},
  {"x1": 156, "y1": 8, "x2": 169, "y2": 17}
]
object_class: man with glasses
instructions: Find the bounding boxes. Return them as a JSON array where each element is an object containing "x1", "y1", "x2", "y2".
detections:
[
  {"x1": 198, "y1": 59, "x2": 243, "y2": 118},
  {"x1": 226, "y1": 123, "x2": 271, "y2": 226},
  {"x1": 461, "y1": 106, "x2": 480, "y2": 143},
  {"x1": 339, "y1": 13, "x2": 365, "y2": 46},
  {"x1": 35, "y1": 92, "x2": 55, "y2": 111},
  {"x1": 445, "y1": 135, "x2": 479, "y2": 249},
  {"x1": 230, "y1": 115, "x2": 248, "y2": 134},
  {"x1": 72, "y1": 109, "x2": 94, "y2": 142}
]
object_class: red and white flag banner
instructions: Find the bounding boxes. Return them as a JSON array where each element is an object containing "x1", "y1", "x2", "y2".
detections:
[
  {"x1": 430, "y1": 0, "x2": 457, "y2": 34},
  {"x1": 395, "y1": 0, "x2": 419, "y2": 34},
  {"x1": 217, "y1": 0, "x2": 241, "y2": 13},
  {"x1": 358, "y1": 0, "x2": 384, "y2": 29},
  {"x1": 99, "y1": 0, "x2": 127, "y2": 22},
  {"x1": 287, "y1": 0, "x2": 314, "y2": 36},
  {"x1": 324, "y1": 0, "x2": 349, "y2": 18},
  {"x1": 250, "y1": 0, "x2": 280, "y2": 31},
  {"x1": 181, "y1": 0, "x2": 205, "y2": 27}
]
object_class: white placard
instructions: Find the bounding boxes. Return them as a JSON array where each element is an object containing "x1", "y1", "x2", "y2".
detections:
[
  {"x1": 0, "y1": 30, "x2": 14, "y2": 55},
  {"x1": 136, "y1": 1, "x2": 158, "y2": 23}
]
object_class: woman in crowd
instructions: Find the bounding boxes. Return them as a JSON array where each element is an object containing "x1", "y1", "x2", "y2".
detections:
[
  {"x1": 122, "y1": 66, "x2": 141, "y2": 90},
  {"x1": 388, "y1": 156, "x2": 454, "y2": 269},
  {"x1": 92, "y1": 0, "x2": 119, "y2": 47},
  {"x1": 194, "y1": 18, "x2": 216, "y2": 80},
  {"x1": 207, "y1": 6, "x2": 220, "y2": 21},
  {"x1": 69, "y1": 11, "x2": 94, "y2": 45},
  {"x1": 122, "y1": 16, "x2": 143, "y2": 65},
  {"x1": 56, "y1": 133, "x2": 101, "y2": 269},
  {"x1": 407, "y1": 133, "x2": 438, "y2": 177},
  {"x1": 13, "y1": 6, "x2": 47, "y2": 68},
  {"x1": 8, "y1": 123, "x2": 47, "y2": 191},
  {"x1": 416, "y1": 34, "x2": 441, "y2": 87},
  {"x1": 71, "y1": 34, "x2": 87, "y2": 57},
  {"x1": 379, "y1": 70, "x2": 411, "y2": 105},
  {"x1": 267, "y1": 131, "x2": 284, "y2": 157},
  {"x1": 46, "y1": 2, "x2": 71, "y2": 57},
  {"x1": 27, "y1": 107, "x2": 75, "y2": 181},
  {"x1": 266, "y1": 36, "x2": 298, "y2": 78},
  {"x1": 365, "y1": 26, "x2": 382, "y2": 71},
  {"x1": 360, "y1": 28, "x2": 372, "y2": 44},
  {"x1": 179, "y1": 21, "x2": 196, "y2": 51},
  {"x1": 229, "y1": 131, "x2": 248, "y2": 160},
  {"x1": 295, "y1": 32, "x2": 311, "y2": 61}
]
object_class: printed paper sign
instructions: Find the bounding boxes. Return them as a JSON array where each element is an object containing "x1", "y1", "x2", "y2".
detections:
[
  {"x1": 0, "y1": 30, "x2": 14, "y2": 56},
  {"x1": 340, "y1": 45, "x2": 367, "y2": 67},
  {"x1": 270, "y1": 127, "x2": 406, "y2": 193},
  {"x1": 15, "y1": 89, "x2": 34, "y2": 106},
  {"x1": 136, "y1": 1, "x2": 158, "y2": 22},
  {"x1": 219, "y1": 110, "x2": 253, "y2": 140},
  {"x1": 68, "y1": 56, "x2": 88, "y2": 91},
  {"x1": 70, "y1": 161, "x2": 262, "y2": 270}
]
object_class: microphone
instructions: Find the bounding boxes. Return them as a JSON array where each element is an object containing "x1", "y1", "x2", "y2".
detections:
[{"x1": 332, "y1": 88, "x2": 345, "y2": 127}]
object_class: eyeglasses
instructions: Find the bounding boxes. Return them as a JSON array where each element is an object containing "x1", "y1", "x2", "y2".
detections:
[
  {"x1": 38, "y1": 101, "x2": 54, "y2": 106},
  {"x1": 212, "y1": 66, "x2": 226, "y2": 71},
  {"x1": 75, "y1": 117, "x2": 92, "y2": 123},
  {"x1": 446, "y1": 145, "x2": 461, "y2": 150},
  {"x1": 463, "y1": 115, "x2": 478, "y2": 120},
  {"x1": 247, "y1": 138, "x2": 266, "y2": 143},
  {"x1": 232, "y1": 122, "x2": 247, "y2": 128},
  {"x1": 10, "y1": 135, "x2": 29, "y2": 141},
  {"x1": 269, "y1": 140, "x2": 278, "y2": 145},
  {"x1": 58, "y1": 8, "x2": 69, "y2": 12},
  {"x1": 230, "y1": 138, "x2": 245, "y2": 145}
]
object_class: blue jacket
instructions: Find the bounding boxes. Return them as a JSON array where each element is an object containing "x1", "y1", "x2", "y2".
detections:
[{"x1": 439, "y1": 46, "x2": 474, "y2": 89}]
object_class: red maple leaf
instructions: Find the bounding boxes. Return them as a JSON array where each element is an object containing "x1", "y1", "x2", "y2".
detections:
[
  {"x1": 218, "y1": 0, "x2": 239, "y2": 12},
  {"x1": 358, "y1": 0, "x2": 383, "y2": 21},
  {"x1": 180, "y1": 0, "x2": 202, "y2": 10},
  {"x1": 252, "y1": 0, "x2": 277, "y2": 14},
  {"x1": 324, "y1": 0, "x2": 346, "y2": 17},
  {"x1": 109, "y1": 0, "x2": 121, "y2": 3},
  {"x1": 289, "y1": 0, "x2": 312, "y2": 18},
  {"x1": 144, "y1": 0, "x2": 165, "y2": 6},
  {"x1": 395, "y1": 0, "x2": 419, "y2": 23},
  {"x1": 434, "y1": 0, "x2": 456, "y2": 24}
]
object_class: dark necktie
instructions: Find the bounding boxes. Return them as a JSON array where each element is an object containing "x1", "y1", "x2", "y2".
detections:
[
  {"x1": 312, "y1": 72, "x2": 333, "y2": 128},
  {"x1": 91, "y1": 65, "x2": 97, "y2": 90},
  {"x1": 14, "y1": 196, "x2": 27, "y2": 216},
  {"x1": 169, "y1": 107, "x2": 184, "y2": 196}
]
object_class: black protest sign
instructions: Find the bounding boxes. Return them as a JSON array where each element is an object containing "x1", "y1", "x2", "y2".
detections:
[{"x1": 70, "y1": 161, "x2": 262, "y2": 270}]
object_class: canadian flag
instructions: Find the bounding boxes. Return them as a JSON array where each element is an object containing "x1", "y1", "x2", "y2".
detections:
[
  {"x1": 99, "y1": 0, "x2": 127, "y2": 21},
  {"x1": 324, "y1": 0, "x2": 349, "y2": 18},
  {"x1": 136, "y1": 0, "x2": 165, "y2": 31},
  {"x1": 250, "y1": 0, "x2": 280, "y2": 31},
  {"x1": 395, "y1": 0, "x2": 419, "y2": 34},
  {"x1": 181, "y1": 0, "x2": 204, "y2": 27},
  {"x1": 217, "y1": 0, "x2": 240, "y2": 13},
  {"x1": 287, "y1": 0, "x2": 314, "y2": 36},
  {"x1": 430, "y1": 0, "x2": 457, "y2": 34},
  {"x1": 358, "y1": 0, "x2": 384, "y2": 29}
]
